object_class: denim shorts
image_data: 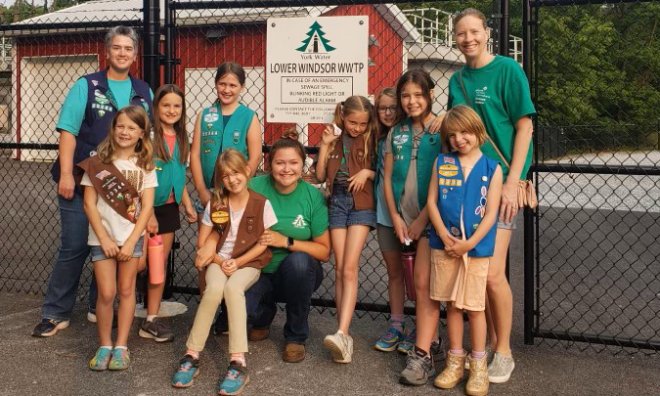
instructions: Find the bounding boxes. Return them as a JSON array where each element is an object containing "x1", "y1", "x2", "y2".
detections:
[
  {"x1": 90, "y1": 236, "x2": 144, "y2": 262},
  {"x1": 328, "y1": 186, "x2": 376, "y2": 230}
]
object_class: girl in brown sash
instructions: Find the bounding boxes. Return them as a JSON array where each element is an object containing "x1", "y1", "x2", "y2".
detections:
[
  {"x1": 316, "y1": 96, "x2": 378, "y2": 363},
  {"x1": 172, "y1": 149, "x2": 277, "y2": 395},
  {"x1": 79, "y1": 105, "x2": 157, "y2": 371}
]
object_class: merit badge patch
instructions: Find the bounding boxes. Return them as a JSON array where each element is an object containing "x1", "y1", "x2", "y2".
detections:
[
  {"x1": 204, "y1": 113, "x2": 219, "y2": 123},
  {"x1": 438, "y1": 164, "x2": 458, "y2": 177},
  {"x1": 211, "y1": 211, "x2": 229, "y2": 224},
  {"x1": 95, "y1": 170, "x2": 111, "y2": 180},
  {"x1": 444, "y1": 156, "x2": 455, "y2": 165},
  {"x1": 450, "y1": 227, "x2": 461, "y2": 237},
  {"x1": 393, "y1": 134, "x2": 409, "y2": 145},
  {"x1": 233, "y1": 131, "x2": 240, "y2": 144}
]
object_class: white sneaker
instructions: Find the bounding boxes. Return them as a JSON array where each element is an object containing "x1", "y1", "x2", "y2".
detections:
[
  {"x1": 87, "y1": 311, "x2": 97, "y2": 323},
  {"x1": 323, "y1": 331, "x2": 353, "y2": 364},
  {"x1": 488, "y1": 352, "x2": 515, "y2": 383}
]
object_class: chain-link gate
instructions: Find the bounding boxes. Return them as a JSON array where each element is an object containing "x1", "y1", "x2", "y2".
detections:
[
  {"x1": 163, "y1": 0, "x2": 519, "y2": 317},
  {"x1": 525, "y1": 0, "x2": 660, "y2": 351}
]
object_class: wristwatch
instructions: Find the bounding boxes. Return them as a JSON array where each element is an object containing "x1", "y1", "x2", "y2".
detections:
[{"x1": 287, "y1": 236, "x2": 295, "y2": 249}]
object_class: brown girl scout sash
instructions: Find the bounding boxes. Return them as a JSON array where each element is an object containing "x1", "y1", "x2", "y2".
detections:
[{"x1": 76, "y1": 156, "x2": 141, "y2": 223}]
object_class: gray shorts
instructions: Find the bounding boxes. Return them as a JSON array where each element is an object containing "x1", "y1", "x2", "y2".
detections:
[
  {"x1": 497, "y1": 212, "x2": 519, "y2": 230},
  {"x1": 376, "y1": 224, "x2": 402, "y2": 253},
  {"x1": 90, "y1": 236, "x2": 144, "y2": 262}
]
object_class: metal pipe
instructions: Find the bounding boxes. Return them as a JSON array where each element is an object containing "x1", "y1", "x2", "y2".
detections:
[
  {"x1": 163, "y1": 0, "x2": 172, "y2": 84},
  {"x1": 532, "y1": 163, "x2": 660, "y2": 176},
  {"x1": 142, "y1": 0, "x2": 160, "y2": 90},
  {"x1": 500, "y1": 0, "x2": 510, "y2": 57},
  {"x1": 522, "y1": 0, "x2": 535, "y2": 346}
]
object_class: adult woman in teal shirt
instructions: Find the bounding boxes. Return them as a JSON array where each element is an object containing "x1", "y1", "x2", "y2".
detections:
[{"x1": 447, "y1": 8, "x2": 536, "y2": 384}]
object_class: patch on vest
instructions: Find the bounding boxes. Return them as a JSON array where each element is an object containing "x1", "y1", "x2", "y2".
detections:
[
  {"x1": 443, "y1": 156, "x2": 455, "y2": 164},
  {"x1": 212, "y1": 211, "x2": 229, "y2": 224},
  {"x1": 94, "y1": 89, "x2": 110, "y2": 105},
  {"x1": 393, "y1": 135, "x2": 409, "y2": 145},
  {"x1": 204, "y1": 113, "x2": 219, "y2": 123},
  {"x1": 233, "y1": 131, "x2": 240, "y2": 144},
  {"x1": 450, "y1": 227, "x2": 461, "y2": 237},
  {"x1": 438, "y1": 164, "x2": 458, "y2": 177}
]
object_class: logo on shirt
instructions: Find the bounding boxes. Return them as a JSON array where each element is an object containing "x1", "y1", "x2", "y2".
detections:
[
  {"x1": 475, "y1": 86, "x2": 490, "y2": 105},
  {"x1": 292, "y1": 215, "x2": 307, "y2": 229}
]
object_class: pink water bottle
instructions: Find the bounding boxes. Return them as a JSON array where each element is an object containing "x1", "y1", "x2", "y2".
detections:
[
  {"x1": 402, "y1": 238, "x2": 416, "y2": 301},
  {"x1": 148, "y1": 234, "x2": 165, "y2": 285}
]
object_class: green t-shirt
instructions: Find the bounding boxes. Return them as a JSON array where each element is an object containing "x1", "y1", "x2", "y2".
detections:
[
  {"x1": 248, "y1": 175, "x2": 329, "y2": 273},
  {"x1": 56, "y1": 78, "x2": 153, "y2": 135},
  {"x1": 448, "y1": 55, "x2": 536, "y2": 180}
]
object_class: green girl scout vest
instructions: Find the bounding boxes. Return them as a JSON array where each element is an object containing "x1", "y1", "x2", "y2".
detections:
[
  {"x1": 200, "y1": 102, "x2": 255, "y2": 188},
  {"x1": 390, "y1": 117, "x2": 441, "y2": 212},
  {"x1": 154, "y1": 139, "x2": 187, "y2": 207}
]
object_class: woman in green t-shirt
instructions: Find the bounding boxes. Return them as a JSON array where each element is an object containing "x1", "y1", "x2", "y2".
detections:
[
  {"x1": 245, "y1": 130, "x2": 331, "y2": 364},
  {"x1": 446, "y1": 8, "x2": 536, "y2": 384}
]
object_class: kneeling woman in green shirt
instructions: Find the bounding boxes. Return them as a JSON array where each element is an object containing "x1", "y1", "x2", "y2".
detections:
[{"x1": 246, "y1": 130, "x2": 331, "y2": 364}]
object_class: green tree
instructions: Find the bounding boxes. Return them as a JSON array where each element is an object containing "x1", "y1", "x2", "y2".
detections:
[{"x1": 296, "y1": 21, "x2": 336, "y2": 53}]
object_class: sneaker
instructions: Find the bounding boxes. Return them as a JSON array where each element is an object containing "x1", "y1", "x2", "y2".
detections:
[
  {"x1": 139, "y1": 318, "x2": 174, "y2": 342},
  {"x1": 108, "y1": 348, "x2": 131, "y2": 371},
  {"x1": 89, "y1": 347, "x2": 112, "y2": 371},
  {"x1": 397, "y1": 327, "x2": 417, "y2": 354},
  {"x1": 217, "y1": 362, "x2": 250, "y2": 395},
  {"x1": 374, "y1": 323, "x2": 405, "y2": 352},
  {"x1": 488, "y1": 352, "x2": 515, "y2": 383},
  {"x1": 171, "y1": 355, "x2": 200, "y2": 388},
  {"x1": 430, "y1": 338, "x2": 446, "y2": 373},
  {"x1": 323, "y1": 331, "x2": 354, "y2": 364},
  {"x1": 214, "y1": 310, "x2": 229, "y2": 335},
  {"x1": 399, "y1": 348, "x2": 434, "y2": 386},
  {"x1": 32, "y1": 319, "x2": 70, "y2": 337},
  {"x1": 465, "y1": 346, "x2": 494, "y2": 370}
]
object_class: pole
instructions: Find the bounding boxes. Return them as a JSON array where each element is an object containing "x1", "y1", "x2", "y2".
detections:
[
  {"x1": 500, "y1": 0, "x2": 510, "y2": 57},
  {"x1": 142, "y1": 0, "x2": 160, "y2": 90},
  {"x1": 522, "y1": 0, "x2": 535, "y2": 346}
]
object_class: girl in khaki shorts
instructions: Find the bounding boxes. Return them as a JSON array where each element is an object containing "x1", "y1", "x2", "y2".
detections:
[{"x1": 427, "y1": 106, "x2": 503, "y2": 396}]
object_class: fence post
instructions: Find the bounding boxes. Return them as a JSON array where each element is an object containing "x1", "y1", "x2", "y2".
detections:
[
  {"x1": 522, "y1": 0, "x2": 535, "y2": 346},
  {"x1": 499, "y1": 0, "x2": 509, "y2": 57},
  {"x1": 142, "y1": 0, "x2": 160, "y2": 89}
]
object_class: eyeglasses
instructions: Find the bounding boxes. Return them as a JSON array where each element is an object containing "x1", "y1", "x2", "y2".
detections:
[{"x1": 378, "y1": 106, "x2": 397, "y2": 114}]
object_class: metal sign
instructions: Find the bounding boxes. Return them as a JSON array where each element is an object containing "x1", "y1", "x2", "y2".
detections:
[{"x1": 266, "y1": 16, "x2": 369, "y2": 124}]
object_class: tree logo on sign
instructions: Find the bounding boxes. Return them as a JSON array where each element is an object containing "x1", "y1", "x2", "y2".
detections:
[{"x1": 296, "y1": 21, "x2": 336, "y2": 53}]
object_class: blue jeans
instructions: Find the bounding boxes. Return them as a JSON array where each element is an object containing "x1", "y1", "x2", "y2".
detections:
[
  {"x1": 41, "y1": 194, "x2": 97, "y2": 321},
  {"x1": 246, "y1": 252, "x2": 323, "y2": 344}
]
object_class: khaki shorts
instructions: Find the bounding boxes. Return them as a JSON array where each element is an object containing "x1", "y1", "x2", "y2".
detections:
[{"x1": 430, "y1": 249, "x2": 489, "y2": 312}]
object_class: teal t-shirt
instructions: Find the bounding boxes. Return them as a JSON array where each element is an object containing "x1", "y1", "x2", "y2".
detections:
[
  {"x1": 248, "y1": 175, "x2": 329, "y2": 273},
  {"x1": 448, "y1": 55, "x2": 536, "y2": 180},
  {"x1": 56, "y1": 78, "x2": 153, "y2": 135}
]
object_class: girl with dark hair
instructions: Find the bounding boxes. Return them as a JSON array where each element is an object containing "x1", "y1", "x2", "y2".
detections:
[
  {"x1": 138, "y1": 84, "x2": 197, "y2": 343},
  {"x1": 383, "y1": 69, "x2": 444, "y2": 386}
]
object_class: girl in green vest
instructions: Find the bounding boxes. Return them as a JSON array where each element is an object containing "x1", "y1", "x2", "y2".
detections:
[
  {"x1": 383, "y1": 69, "x2": 444, "y2": 386},
  {"x1": 139, "y1": 84, "x2": 196, "y2": 343},
  {"x1": 316, "y1": 96, "x2": 378, "y2": 364},
  {"x1": 190, "y1": 62, "x2": 263, "y2": 295}
]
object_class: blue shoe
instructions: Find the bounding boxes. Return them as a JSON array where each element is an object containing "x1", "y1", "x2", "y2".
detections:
[
  {"x1": 397, "y1": 327, "x2": 417, "y2": 354},
  {"x1": 217, "y1": 362, "x2": 250, "y2": 395},
  {"x1": 108, "y1": 348, "x2": 131, "y2": 371},
  {"x1": 171, "y1": 355, "x2": 200, "y2": 388},
  {"x1": 374, "y1": 323, "x2": 405, "y2": 352},
  {"x1": 89, "y1": 347, "x2": 112, "y2": 371}
]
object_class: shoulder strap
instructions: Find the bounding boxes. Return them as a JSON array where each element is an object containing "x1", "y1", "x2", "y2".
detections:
[{"x1": 459, "y1": 70, "x2": 510, "y2": 169}]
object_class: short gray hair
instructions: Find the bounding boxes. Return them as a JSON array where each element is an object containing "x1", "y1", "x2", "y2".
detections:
[{"x1": 105, "y1": 26, "x2": 139, "y2": 50}]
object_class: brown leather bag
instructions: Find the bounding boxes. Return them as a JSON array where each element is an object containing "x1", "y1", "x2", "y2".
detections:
[{"x1": 458, "y1": 70, "x2": 538, "y2": 209}]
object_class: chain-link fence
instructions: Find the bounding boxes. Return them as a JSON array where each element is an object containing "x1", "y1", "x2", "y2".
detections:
[{"x1": 528, "y1": 0, "x2": 660, "y2": 351}]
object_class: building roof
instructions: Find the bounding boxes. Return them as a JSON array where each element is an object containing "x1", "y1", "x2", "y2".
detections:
[{"x1": 10, "y1": 1, "x2": 420, "y2": 42}]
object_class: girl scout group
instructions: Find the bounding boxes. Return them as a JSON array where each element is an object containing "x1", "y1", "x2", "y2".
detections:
[{"x1": 78, "y1": 9, "x2": 534, "y2": 396}]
